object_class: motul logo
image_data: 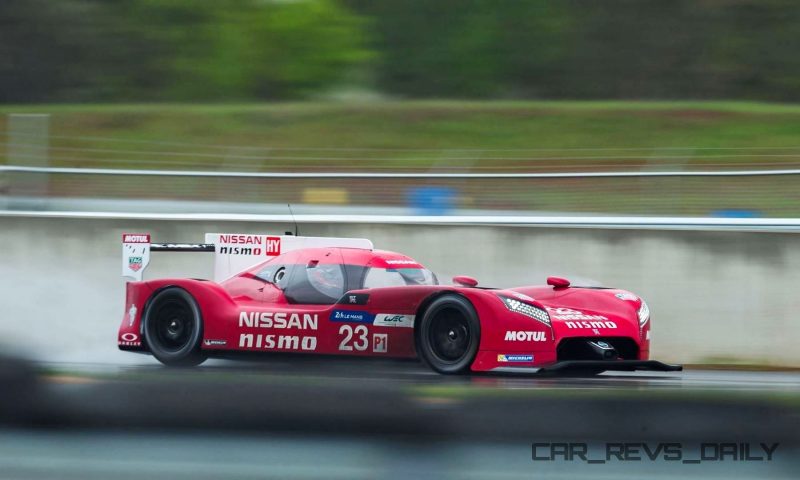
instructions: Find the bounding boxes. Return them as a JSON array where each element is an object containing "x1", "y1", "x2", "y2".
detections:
[
  {"x1": 505, "y1": 331, "x2": 547, "y2": 342},
  {"x1": 122, "y1": 234, "x2": 150, "y2": 243},
  {"x1": 266, "y1": 236, "x2": 281, "y2": 256}
]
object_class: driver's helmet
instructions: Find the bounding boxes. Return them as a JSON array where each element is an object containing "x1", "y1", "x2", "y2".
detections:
[{"x1": 308, "y1": 264, "x2": 342, "y2": 296}]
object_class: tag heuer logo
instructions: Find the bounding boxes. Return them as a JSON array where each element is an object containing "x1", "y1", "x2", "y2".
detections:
[{"x1": 129, "y1": 256, "x2": 143, "y2": 272}]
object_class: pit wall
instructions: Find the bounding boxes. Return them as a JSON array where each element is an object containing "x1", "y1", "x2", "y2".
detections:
[{"x1": 1, "y1": 215, "x2": 798, "y2": 366}]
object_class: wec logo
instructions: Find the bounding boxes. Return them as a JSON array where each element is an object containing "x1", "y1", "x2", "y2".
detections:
[
  {"x1": 505, "y1": 331, "x2": 547, "y2": 342},
  {"x1": 373, "y1": 313, "x2": 414, "y2": 328}
]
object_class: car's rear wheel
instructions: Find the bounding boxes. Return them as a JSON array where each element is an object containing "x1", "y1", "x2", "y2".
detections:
[
  {"x1": 143, "y1": 287, "x2": 206, "y2": 367},
  {"x1": 417, "y1": 295, "x2": 480, "y2": 374}
]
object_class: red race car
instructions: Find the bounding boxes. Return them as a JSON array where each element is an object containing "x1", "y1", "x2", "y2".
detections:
[{"x1": 119, "y1": 232, "x2": 681, "y2": 374}]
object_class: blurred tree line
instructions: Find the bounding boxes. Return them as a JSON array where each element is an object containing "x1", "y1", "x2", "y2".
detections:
[
  {"x1": 2, "y1": 0, "x2": 800, "y2": 103},
  {"x1": 0, "y1": 0, "x2": 370, "y2": 102}
]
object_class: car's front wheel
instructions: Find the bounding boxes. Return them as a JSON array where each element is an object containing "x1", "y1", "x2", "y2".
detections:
[
  {"x1": 417, "y1": 294, "x2": 480, "y2": 374},
  {"x1": 143, "y1": 287, "x2": 206, "y2": 367}
]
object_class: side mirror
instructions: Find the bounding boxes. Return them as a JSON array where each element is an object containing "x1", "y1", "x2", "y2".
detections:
[
  {"x1": 547, "y1": 276, "x2": 570, "y2": 288},
  {"x1": 453, "y1": 275, "x2": 478, "y2": 287}
]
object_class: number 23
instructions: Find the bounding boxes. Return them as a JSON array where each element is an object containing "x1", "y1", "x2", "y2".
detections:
[{"x1": 339, "y1": 325, "x2": 368, "y2": 351}]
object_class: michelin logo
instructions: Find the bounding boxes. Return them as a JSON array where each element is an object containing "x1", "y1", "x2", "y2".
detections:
[
  {"x1": 498, "y1": 354, "x2": 534, "y2": 363},
  {"x1": 373, "y1": 314, "x2": 414, "y2": 328}
]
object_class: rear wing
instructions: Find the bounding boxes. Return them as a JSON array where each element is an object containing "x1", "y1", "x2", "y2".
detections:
[{"x1": 122, "y1": 232, "x2": 373, "y2": 282}]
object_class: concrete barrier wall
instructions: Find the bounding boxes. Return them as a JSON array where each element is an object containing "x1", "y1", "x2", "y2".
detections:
[{"x1": 1, "y1": 215, "x2": 799, "y2": 365}]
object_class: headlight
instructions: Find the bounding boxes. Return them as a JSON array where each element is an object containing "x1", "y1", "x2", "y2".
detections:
[
  {"x1": 638, "y1": 300, "x2": 650, "y2": 327},
  {"x1": 499, "y1": 296, "x2": 550, "y2": 326}
]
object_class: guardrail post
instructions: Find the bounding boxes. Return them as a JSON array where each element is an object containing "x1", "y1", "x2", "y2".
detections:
[{"x1": 5, "y1": 114, "x2": 50, "y2": 210}]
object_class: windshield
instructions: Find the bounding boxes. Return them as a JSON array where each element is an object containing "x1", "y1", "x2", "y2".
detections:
[{"x1": 363, "y1": 267, "x2": 438, "y2": 288}]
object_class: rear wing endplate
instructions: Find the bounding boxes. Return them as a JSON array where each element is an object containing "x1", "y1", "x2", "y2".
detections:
[{"x1": 122, "y1": 233, "x2": 214, "y2": 281}]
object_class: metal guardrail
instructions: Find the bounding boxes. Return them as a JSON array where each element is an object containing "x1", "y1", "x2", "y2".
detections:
[
  {"x1": 2, "y1": 210, "x2": 799, "y2": 232},
  {"x1": 3, "y1": 164, "x2": 800, "y2": 218},
  {"x1": 2, "y1": 164, "x2": 800, "y2": 178},
  {"x1": 4, "y1": 115, "x2": 800, "y2": 223}
]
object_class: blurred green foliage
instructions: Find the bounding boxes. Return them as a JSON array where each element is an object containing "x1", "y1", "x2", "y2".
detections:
[
  {"x1": 351, "y1": 0, "x2": 800, "y2": 100},
  {"x1": 0, "y1": 0, "x2": 370, "y2": 102},
  {"x1": 346, "y1": 0, "x2": 571, "y2": 98},
  {"x1": 2, "y1": 0, "x2": 800, "y2": 102}
]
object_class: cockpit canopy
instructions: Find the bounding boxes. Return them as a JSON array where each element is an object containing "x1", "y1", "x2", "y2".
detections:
[{"x1": 245, "y1": 247, "x2": 438, "y2": 304}]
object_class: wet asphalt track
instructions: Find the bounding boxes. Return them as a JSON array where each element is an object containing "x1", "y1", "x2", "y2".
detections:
[
  {"x1": 46, "y1": 355, "x2": 800, "y2": 392},
  {"x1": 2, "y1": 356, "x2": 799, "y2": 480}
]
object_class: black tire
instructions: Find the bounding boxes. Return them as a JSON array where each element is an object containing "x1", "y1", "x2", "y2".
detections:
[
  {"x1": 416, "y1": 295, "x2": 480, "y2": 374},
  {"x1": 142, "y1": 287, "x2": 206, "y2": 367}
]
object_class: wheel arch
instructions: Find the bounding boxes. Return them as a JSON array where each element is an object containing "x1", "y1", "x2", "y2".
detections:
[
  {"x1": 139, "y1": 283, "x2": 204, "y2": 351},
  {"x1": 413, "y1": 290, "x2": 483, "y2": 374},
  {"x1": 413, "y1": 290, "x2": 474, "y2": 353},
  {"x1": 139, "y1": 284, "x2": 209, "y2": 366}
]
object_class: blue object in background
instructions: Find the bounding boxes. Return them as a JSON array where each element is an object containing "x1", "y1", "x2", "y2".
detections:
[
  {"x1": 407, "y1": 187, "x2": 456, "y2": 215},
  {"x1": 711, "y1": 209, "x2": 761, "y2": 218}
]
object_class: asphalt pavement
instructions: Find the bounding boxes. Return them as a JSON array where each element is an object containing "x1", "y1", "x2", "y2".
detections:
[
  {"x1": 44, "y1": 355, "x2": 800, "y2": 392},
  {"x1": 2, "y1": 355, "x2": 799, "y2": 480}
]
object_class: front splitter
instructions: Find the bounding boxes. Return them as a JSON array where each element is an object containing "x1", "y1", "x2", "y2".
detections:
[{"x1": 491, "y1": 359, "x2": 682, "y2": 374}]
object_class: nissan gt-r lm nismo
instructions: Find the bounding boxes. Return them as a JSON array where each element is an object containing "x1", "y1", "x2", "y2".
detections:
[{"x1": 119, "y1": 232, "x2": 681, "y2": 375}]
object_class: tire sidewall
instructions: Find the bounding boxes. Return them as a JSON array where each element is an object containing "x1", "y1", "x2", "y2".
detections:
[
  {"x1": 143, "y1": 287, "x2": 204, "y2": 366},
  {"x1": 417, "y1": 294, "x2": 481, "y2": 374}
]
